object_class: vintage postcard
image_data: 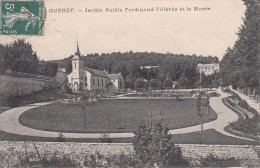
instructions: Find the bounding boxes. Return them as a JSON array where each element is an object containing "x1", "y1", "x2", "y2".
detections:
[{"x1": 0, "y1": 0, "x2": 259, "y2": 167}]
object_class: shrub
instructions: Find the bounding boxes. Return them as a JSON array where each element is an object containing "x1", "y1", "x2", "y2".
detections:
[
  {"x1": 201, "y1": 154, "x2": 240, "y2": 167},
  {"x1": 56, "y1": 132, "x2": 66, "y2": 142},
  {"x1": 239, "y1": 100, "x2": 249, "y2": 109},
  {"x1": 133, "y1": 123, "x2": 189, "y2": 167},
  {"x1": 84, "y1": 152, "x2": 104, "y2": 168},
  {"x1": 107, "y1": 153, "x2": 142, "y2": 168},
  {"x1": 42, "y1": 153, "x2": 79, "y2": 167},
  {"x1": 15, "y1": 153, "x2": 79, "y2": 168},
  {"x1": 225, "y1": 96, "x2": 260, "y2": 136},
  {"x1": 99, "y1": 133, "x2": 112, "y2": 143},
  {"x1": 208, "y1": 92, "x2": 220, "y2": 97},
  {"x1": 176, "y1": 95, "x2": 184, "y2": 101}
]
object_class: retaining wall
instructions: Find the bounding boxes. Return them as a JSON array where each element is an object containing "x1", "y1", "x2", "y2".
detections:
[{"x1": 0, "y1": 141, "x2": 258, "y2": 160}]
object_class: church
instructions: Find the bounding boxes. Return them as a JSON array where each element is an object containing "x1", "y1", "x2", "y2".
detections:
[{"x1": 67, "y1": 42, "x2": 124, "y2": 92}]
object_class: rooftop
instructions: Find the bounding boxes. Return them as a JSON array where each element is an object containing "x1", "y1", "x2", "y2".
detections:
[
  {"x1": 197, "y1": 63, "x2": 219, "y2": 67},
  {"x1": 84, "y1": 67, "x2": 108, "y2": 78},
  {"x1": 107, "y1": 73, "x2": 121, "y2": 80}
]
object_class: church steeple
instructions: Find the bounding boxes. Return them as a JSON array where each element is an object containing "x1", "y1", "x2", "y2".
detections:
[{"x1": 75, "y1": 41, "x2": 81, "y2": 56}]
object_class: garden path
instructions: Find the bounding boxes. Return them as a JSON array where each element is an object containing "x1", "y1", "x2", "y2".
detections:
[
  {"x1": 170, "y1": 91, "x2": 254, "y2": 141},
  {"x1": 0, "y1": 91, "x2": 254, "y2": 141},
  {"x1": 231, "y1": 88, "x2": 260, "y2": 114}
]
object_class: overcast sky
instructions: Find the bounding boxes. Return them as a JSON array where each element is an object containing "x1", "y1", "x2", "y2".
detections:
[{"x1": 0, "y1": 0, "x2": 245, "y2": 61}]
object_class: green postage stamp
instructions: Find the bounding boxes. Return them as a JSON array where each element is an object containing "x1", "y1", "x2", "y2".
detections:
[{"x1": 0, "y1": 0, "x2": 44, "y2": 35}]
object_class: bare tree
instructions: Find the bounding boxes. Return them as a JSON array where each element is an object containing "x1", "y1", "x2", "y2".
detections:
[{"x1": 196, "y1": 93, "x2": 204, "y2": 144}]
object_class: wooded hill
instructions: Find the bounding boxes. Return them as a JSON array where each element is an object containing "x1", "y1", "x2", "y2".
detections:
[{"x1": 51, "y1": 52, "x2": 219, "y2": 89}]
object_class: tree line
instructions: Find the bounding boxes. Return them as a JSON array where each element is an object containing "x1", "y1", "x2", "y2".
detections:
[
  {"x1": 0, "y1": 39, "x2": 58, "y2": 77},
  {"x1": 0, "y1": 39, "x2": 220, "y2": 89},
  {"x1": 220, "y1": 0, "x2": 259, "y2": 95}
]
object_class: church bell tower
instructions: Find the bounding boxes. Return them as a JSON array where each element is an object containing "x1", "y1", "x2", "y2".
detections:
[{"x1": 71, "y1": 41, "x2": 83, "y2": 91}]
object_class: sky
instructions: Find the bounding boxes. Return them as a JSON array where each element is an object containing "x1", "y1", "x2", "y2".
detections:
[{"x1": 0, "y1": 0, "x2": 246, "y2": 61}]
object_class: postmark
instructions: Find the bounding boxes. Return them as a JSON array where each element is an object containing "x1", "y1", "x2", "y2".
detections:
[{"x1": 0, "y1": 0, "x2": 44, "y2": 35}]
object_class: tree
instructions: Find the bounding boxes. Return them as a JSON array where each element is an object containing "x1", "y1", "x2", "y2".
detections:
[
  {"x1": 125, "y1": 79, "x2": 135, "y2": 90},
  {"x1": 162, "y1": 78, "x2": 172, "y2": 89},
  {"x1": 133, "y1": 123, "x2": 153, "y2": 166},
  {"x1": 196, "y1": 93, "x2": 204, "y2": 144},
  {"x1": 4, "y1": 39, "x2": 39, "y2": 74},
  {"x1": 176, "y1": 73, "x2": 189, "y2": 89},
  {"x1": 148, "y1": 79, "x2": 161, "y2": 90},
  {"x1": 220, "y1": 0, "x2": 260, "y2": 93},
  {"x1": 133, "y1": 123, "x2": 188, "y2": 167},
  {"x1": 80, "y1": 88, "x2": 91, "y2": 130},
  {"x1": 127, "y1": 63, "x2": 142, "y2": 80},
  {"x1": 106, "y1": 81, "x2": 113, "y2": 97},
  {"x1": 0, "y1": 44, "x2": 7, "y2": 74},
  {"x1": 134, "y1": 78, "x2": 148, "y2": 92},
  {"x1": 248, "y1": 77, "x2": 259, "y2": 96},
  {"x1": 205, "y1": 94, "x2": 210, "y2": 114},
  {"x1": 38, "y1": 61, "x2": 58, "y2": 77}
]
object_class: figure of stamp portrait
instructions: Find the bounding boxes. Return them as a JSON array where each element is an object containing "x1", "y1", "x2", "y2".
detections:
[{"x1": 0, "y1": 0, "x2": 44, "y2": 35}]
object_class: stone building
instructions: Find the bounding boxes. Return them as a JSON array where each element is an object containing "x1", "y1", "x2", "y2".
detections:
[
  {"x1": 197, "y1": 63, "x2": 220, "y2": 76},
  {"x1": 67, "y1": 42, "x2": 124, "y2": 92}
]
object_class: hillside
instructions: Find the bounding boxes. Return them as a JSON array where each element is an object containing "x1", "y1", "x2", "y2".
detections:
[{"x1": 51, "y1": 52, "x2": 218, "y2": 73}]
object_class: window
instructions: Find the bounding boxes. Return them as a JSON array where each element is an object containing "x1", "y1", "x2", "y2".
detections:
[
  {"x1": 98, "y1": 78, "x2": 100, "y2": 86},
  {"x1": 85, "y1": 77, "x2": 87, "y2": 86},
  {"x1": 93, "y1": 78, "x2": 95, "y2": 85},
  {"x1": 102, "y1": 78, "x2": 104, "y2": 86},
  {"x1": 75, "y1": 62, "x2": 76, "y2": 69}
]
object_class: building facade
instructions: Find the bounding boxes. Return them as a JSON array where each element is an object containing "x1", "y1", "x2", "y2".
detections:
[
  {"x1": 197, "y1": 63, "x2": 220, "y2": 76},
  {"x1": 107, "y1": 73, "x2": 124, "y2": 92},
  {"x1": 67, "y1": 43, "x2": 124, "y2": 92}
]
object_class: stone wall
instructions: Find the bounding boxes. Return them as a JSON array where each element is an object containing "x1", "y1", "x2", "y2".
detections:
[{"x1": 0, "y1": 141, "x2": 258, "y2": 161}]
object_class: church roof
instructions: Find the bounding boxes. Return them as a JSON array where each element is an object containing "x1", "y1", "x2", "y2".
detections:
[
  {"x1": 57, "y1": 67, "x2": 66, "y2": 73},
  {"x1": 72, "y1": 55, "x2": 79, "y2": 60},
  {"x1": 84, "y1": 67, "x2": 108, "y2": 78},
  {"x1": 107, "y1": 73, "x2": 121, "y2": 80}
]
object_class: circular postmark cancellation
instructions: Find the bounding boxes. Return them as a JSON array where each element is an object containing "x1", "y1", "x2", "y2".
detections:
[{"x1": 0, "y1": 0, "x2": 46, "y2": 36}]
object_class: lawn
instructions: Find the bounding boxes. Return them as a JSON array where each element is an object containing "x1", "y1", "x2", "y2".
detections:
[
  {"x1": 172, "y1": 129, "x2": 258, "y2": 145},
  {"x1": 20, "y1": 98, "x2": 217, "y2": 133},
  {"x1": 0, "y1": 129, "x2": 256, "y2": 145}
]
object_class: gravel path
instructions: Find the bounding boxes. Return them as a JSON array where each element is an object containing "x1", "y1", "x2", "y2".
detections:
[
  {"x1": 170, "y1": 91, "x2": 254, "y2": 141},
  {"x1": 0, "y1": 91, "x2": 254, "y2": 141}
]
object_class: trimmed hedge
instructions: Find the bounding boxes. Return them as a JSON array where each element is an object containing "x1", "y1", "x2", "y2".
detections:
[{"x1": 223, "y1": 96, "x2": 259, "y2": 137}]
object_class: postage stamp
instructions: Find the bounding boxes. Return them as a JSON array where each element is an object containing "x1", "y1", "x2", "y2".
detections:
[{"x1": 0, "y1": 0, "x2": 44, "y2": 35}]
